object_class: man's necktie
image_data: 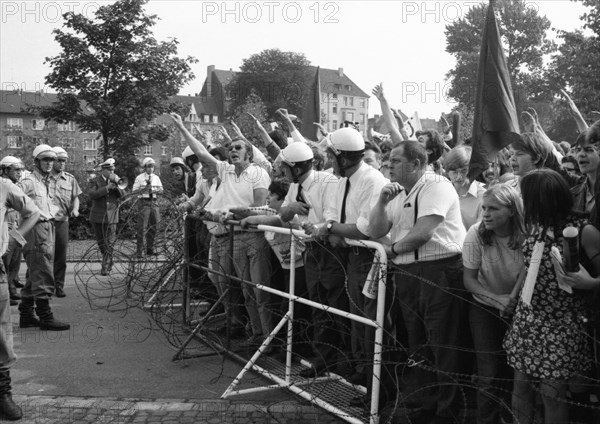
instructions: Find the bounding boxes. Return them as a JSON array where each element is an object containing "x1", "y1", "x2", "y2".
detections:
[
  {"x1": 296, "y1": 184, "x2": 304, "y2": 203},
  {"x1": 340, "y1": 179, "x2": 350, "y2": 224}
]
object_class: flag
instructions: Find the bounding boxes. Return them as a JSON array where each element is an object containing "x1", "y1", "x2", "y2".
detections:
[
  {"x1": 468, "y1": 0, "x2": 520, "y2": 180},
  {"x1": 300, "y1": 66, "x2": 321, "y2": 141}
]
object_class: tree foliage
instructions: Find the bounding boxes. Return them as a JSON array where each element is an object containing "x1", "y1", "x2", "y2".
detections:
[
  {"x1": 445, "y1": 0, "x2": 554, "y2": 109},
  {"x1": 230, "y1": 89, "x2": 268, "y2": 144},
  {"x1": 227, "y1": 49, "x2": 311, "y2": 118},
  {"x1": 27, "y1": 0, "x2": 196, "y2": 161}
]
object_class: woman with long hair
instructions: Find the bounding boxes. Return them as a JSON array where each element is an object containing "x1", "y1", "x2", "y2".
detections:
[
  {"x1": 503, "y1": 169, "x2": 598, "y2": 424},
  {"x1": 463, "y1": 184, "x2": 525, "y2": 424}
]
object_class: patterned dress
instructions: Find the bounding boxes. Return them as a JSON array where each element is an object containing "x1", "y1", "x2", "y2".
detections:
[{"x1": 503, "y1": 217, "x2": 592, "y2": 380}]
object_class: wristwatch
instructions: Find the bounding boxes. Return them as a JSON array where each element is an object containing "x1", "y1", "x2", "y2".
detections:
[{"x1": 326, "y1": 221, "x2": 335, "y2": 234}]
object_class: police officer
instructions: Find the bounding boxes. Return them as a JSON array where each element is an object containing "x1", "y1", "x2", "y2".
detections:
[
  {"x1": 0, "y1": 156, "x2": 26, "y2": 305},
  {"x1": 133, "y1": 157, "x2": 163, "y2": 257},
  {"x1": 18, "y1": 144, "x2": 70, "y2": 331},
  {"x1": 89, "y1": 158, "x2": 125, "y2": 276},
  {"x1": 0, "y1": 167, "x2": 41, "y2": 420},
  {"x1": 50, "y1": 147, "x2": 81, "y2": 298}
]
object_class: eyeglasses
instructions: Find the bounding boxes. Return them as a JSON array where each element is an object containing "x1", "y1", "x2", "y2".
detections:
[
  {"x1": 229, "y1": 144, "x2": 244, "y2": 151},
  {"x1": 448, "y1": 167, "x2": 469, "y2": 177}
]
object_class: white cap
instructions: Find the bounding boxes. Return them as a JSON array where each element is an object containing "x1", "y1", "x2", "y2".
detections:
[
  {"x1": 326, "y1": 127, "x2": 365, "y2": 155},
  {"x1": 0, "y1": 155, "x2": 22, "y2": 169},
  {"x1": 99, "y1": 158, "x2": 116, "y2": 168},
  {"x1": 280, "y1": 143, "x2": 314, "y2": 166},
  {"x1": 32, "y1": 144, "x2": 57, "y2": 160},
  {"x1": 52, "y1": 146, "x2": 68, "y2": 159},
  {"x1": 182, "y1": 146, "x2": 196, "y2": 159},
  {"x1": 142, "y1": 157, "x2": 156, "y2": 167},
  {"x1": 170, "y1": 157, "x2": 186, "y2": 167}
]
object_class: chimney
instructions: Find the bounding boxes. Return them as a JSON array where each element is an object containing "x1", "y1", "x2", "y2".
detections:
[
  {"x1": 338, "y1": 67, "x2": 344, "y2": 77},
  {"x1": 207, "y1": 65, "x2": 215, "y2": 97}
]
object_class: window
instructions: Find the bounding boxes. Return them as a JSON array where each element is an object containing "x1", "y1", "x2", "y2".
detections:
[
  {"x1": 84, "y1": 138, "x2": 98, "y2": 150},
  {"x1": 32, "y1": 119, "x2": 45, "y2": 130},
  {"x1": 345, "y1": 85, "x2": 352, "y2": 91},
  {"x1": 212, "y1": 115, "x2": 219, "y2": 124},
  {"x1": 345, "y1": 112, "x2": 354, "y2": 121},
  {"x1": 203, "y1": 114, "x2": 210, "y2": 123},
  {"x1": 332, "y1": 105, "x2": 337, "y2": 114},
  {"x1": 360, "y1": 99, "x2": 365, "y2": 108},
  {"x1": 360, "y1": 114, "x2": 366, "y2": 125},
  {"x1": 349, "y1": 97, "x2": 354, "y2": 107},
  {"x1": 7, "y1": 136, "x2": 23, "y2": 148},
  {"x1": 332, "y1": 120, "x2": 338, "y2": 130},
  {"x1": 59, "y1": 138, "x2": 74, "y2": 148},
  {"x1": 6, "y1": 118, "x2": 23, "y2": 129},
  {"x1": 144, "y1": 145, "x2": 152, "y2": 155},
  {"x1": 161, "y1": 146, "x2": 167, "y2": 156},
  {"x1": 33, "y1": 137, "x2": 49, "y2": 145},
  {"x1": 188, "y1": 113, "x2": 197, "y2": 122},
  {"x1": 343, "y1": 96, "x2": 348, "y2": 106},
  {"x1": 57, "y1": 121, "x2": 74, "y2": 131},
  {"x1": 332, "y1": 93, "x2": 337, "y2": 99},
  {"x1": 83, "y1": 155, "x2": 98, "y2": 165}
]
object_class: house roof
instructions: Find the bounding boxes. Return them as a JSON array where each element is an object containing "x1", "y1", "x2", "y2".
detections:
[
  {"x1": 203, "y1": 66, "x2": 369, "y2": 99},
  {"x1": 171, "y1": 95, "x2": 220, "y2": 115},
  {"x1": 0, "y1": 90, "x2": 58, "y2": 114},
  {"x1": 311, "y1": 66, "x2": 369, "y2": 98}
]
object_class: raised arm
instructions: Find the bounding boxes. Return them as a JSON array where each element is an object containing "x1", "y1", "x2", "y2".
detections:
[
  {"x1": 372, "y1": 84, "x2": 403, "y2": 147},
  {"x1": 170, "y1": 113, "x2": 217, "y2": 165},
  {"x1": 560, "y1": 89, "x2": 589, "y2": 132},
  {"x1": 277, "y1": 108, "x2": 307, "y2": 143},
  {"x1": 521, "y1": 109, "x2": 563, "y2": 162}
]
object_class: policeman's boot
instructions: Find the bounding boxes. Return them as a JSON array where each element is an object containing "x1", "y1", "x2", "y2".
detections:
[
  {"x1": 0, "y1": 368, "x2": 23, "y2": 420},
  {"x1": 18, "y1": 298, "x2": 39, "y2": 328},
  {"x1": 35, "y1": 299, "x2": 70, "y2": 331},
  {"x1": 8, "y1": 284, "x2": 19, "y2": 306}
]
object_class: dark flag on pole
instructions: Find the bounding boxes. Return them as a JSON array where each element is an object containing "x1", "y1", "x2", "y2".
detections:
[
  {"x1": 468, "y1": 0, "x2": 521, "y2": 180},
  {"x1": 300, "y1": 66, "x2": 321, "y2": 141}
]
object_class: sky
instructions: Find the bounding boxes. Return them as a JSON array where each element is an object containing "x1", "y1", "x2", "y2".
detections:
[{"x1": 0, "y1": 0, "x2": 591, "y2": 120}]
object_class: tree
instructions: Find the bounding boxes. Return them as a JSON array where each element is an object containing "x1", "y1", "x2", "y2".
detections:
[
  {"x1": 230, "y1": 89, "x2": 268, "y2": 144},
  {"x1": 545, "y1": 0, "x2": 600, "y2": 140},
  {"x1": 445, "y1": 0, "x2": 555, "y2": 110},
  {"x1": 26, "y1": 0, "x2": 196, "y2": 161},
  {"x1": 227, "y1": 49, "x2": 311, "y2": 118}
]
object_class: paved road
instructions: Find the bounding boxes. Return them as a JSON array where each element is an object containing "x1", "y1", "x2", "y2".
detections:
[{"x1": 8, "y1": 262, "x2": 344, "y2": 424}]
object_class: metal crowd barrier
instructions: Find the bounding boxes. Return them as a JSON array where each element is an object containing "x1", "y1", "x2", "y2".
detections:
[{"x1": 170, "y1": 218, "x2": 388, "y2": 424}]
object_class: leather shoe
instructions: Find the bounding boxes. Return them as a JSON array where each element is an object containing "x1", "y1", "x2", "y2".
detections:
[{"x1": 55, "y1": 288, "x2": 66, "y2": 298}]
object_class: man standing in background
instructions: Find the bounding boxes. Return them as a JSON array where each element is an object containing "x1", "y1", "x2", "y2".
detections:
[
  {"x1": 50, "y1": 147, "x2": 81, "y2": 298},
  {"x1": 133, "y1": 157, "x2": 163, "y2": 258}
]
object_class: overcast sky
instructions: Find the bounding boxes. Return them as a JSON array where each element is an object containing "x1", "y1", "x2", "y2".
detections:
[{"x1": 0, "y1": 0, "x2": 591, "y2": 119}]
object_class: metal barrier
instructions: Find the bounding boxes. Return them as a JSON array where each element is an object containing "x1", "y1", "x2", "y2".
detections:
[{"x1": 175, "y1": 220, "x2": 388, "y2": 424}]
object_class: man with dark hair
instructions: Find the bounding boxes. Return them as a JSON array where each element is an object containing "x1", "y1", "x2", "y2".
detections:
[
  {"x1": 369, "y1": 140, "x2": 468, "y2": 422},
  {"x1": 363, "y1": 141, "x2": 383, "y2": 171}
]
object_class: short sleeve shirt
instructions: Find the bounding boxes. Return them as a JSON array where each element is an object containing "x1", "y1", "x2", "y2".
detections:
[
  {"x1": 462, "y1": 223, "x2": 524, "y2": 307},
  {"x1": 51, "y1": 171, "x2": 82, "y2": 221},
  {"x1": 1, "y1": 178, "x2": 39, "y2": 258},
  {"x1": 387, "y1": 171, "x2": 466, "y2": 265}
]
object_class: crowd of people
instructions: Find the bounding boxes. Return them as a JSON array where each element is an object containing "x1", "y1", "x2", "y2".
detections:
[
  {"x1": 164, "y1": 83, "x2": 599, "y2": 424},
  {"x1": 1, "y1": 83, "x2": 599, "y2": 423}
]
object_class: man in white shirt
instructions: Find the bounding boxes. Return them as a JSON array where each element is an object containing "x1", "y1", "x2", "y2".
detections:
[
  {"x1": 369, "y1": 140, "x2": 468, "y2": 422},
  {"x1": 133, "y1": 157, "x2": 163, "y2": 257},
  {"x1": 171, "y1": 113, "x2": 271, "y2": 346}
]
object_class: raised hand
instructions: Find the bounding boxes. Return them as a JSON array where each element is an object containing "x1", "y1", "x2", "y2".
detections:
[
  {"x1": 170, "y1": 113, "x2": 184, "y2": 128},
  {"x1": 379, "y1": 183, "x2": 404, "y2": 205},
  {"x1": 372, "y1": 83, "x2": 385, "y2": 102}
]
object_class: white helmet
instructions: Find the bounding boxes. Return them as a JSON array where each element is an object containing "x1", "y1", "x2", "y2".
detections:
[
  {"x1": 142, "y1": 157, "x2": 156, "y2": 167},
  {"x1": 280, "y1": 143, "x2": 314, "y2": 166},
  {"x1": 170, "y1": 157, "x2": 186, "y2": 168},
  {"x1": 326, "y1": 128, "x2": 365, "y2": 155},
  {"x1": 0, "y1": 155, "x2": 22, "y2": 169},
  {"x1": 32, "y1": 144, "x2": 57, "y2": 160},
  {"x1": 182, "y1": 146, "x2": 196, "y2": 159},
  {"x1": 52, "y1": 146, "x2": 68, "y2": 159}
]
